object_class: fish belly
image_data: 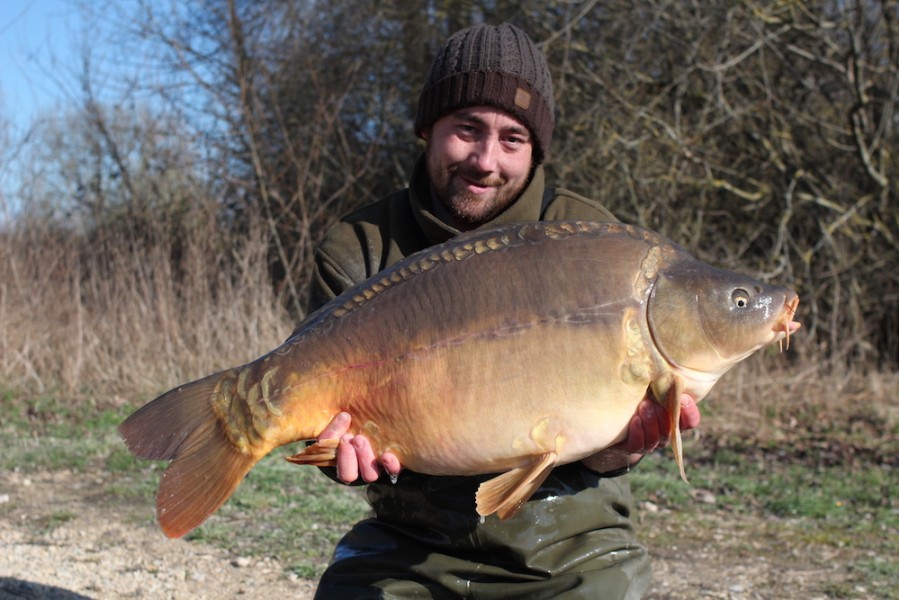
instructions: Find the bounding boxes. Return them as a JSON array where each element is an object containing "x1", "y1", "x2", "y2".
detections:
[{"x1": 289, "y1": 312, "x2": 651, "y2": 476}]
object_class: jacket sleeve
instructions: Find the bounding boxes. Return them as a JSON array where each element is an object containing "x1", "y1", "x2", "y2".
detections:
[
  {"x1": 306, "y1": 248, "x2": 355, "y2": 313},
  {"x1": 305, "y1": 221, "x2": 374, "y2": 315},
  {"x1": 541, "y1": 187, "x2": 619, "y2": 223}
]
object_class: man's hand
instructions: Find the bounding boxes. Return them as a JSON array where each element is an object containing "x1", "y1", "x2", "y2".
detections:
[
  {"x1": 317, "y1": 412, "x2": 402, "y2": 484},
  {"x1": 580, "y1": 394, "x2": 701, "y2": 475}
]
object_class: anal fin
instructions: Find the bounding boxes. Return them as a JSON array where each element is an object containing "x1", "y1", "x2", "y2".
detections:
[
  {"x1": 286, "y1": 438, "x2": 339, "y2": 467},
  {"x1": 475, "y1": 452, "x2": 558, "y2": 521}
]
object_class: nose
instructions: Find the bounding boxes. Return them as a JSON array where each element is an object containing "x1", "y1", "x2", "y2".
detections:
[{"x1": 468, "y1": 136, "x2": 499, "y2": 173}]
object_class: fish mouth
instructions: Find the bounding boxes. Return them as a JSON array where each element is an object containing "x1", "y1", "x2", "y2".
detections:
[{"x1": 776, "y1": 294, "x2": 801, "y2": 351}]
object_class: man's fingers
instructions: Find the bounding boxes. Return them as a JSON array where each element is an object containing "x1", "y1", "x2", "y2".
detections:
[
  {"x1": 353, "y1": 436, "x2": 381, "y2": 482},
  {"x1": 319, "y1": 411, "x2": 352, "y2": 440},
  {"x1": 379, "y1": 452, "x2": 402, "y2": 478},
  {"x1": 679, "y1": 394, "x2": 701, "y2": 430},
  {"x1": 640, "y1": 400, "x2": 664, "y2": 452},
  {"x1": 335, "y1": 434, "x2": 359, "y2": 483},
  {"x1": 626, "y1": 410, "x2": 646, "y2": 453},
  {"x1": 317, "y1": 412, "x2": 403, "y2": 484}
]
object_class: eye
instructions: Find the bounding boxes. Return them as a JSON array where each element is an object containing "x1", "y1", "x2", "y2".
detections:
[{"x1": 732, "y1": 289, "x2": 750, "y2": 308}]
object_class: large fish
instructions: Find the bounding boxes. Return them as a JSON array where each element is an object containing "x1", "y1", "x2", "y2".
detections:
[{"x1": 119, "y1": 221, "x2": 799, "y2": 538}]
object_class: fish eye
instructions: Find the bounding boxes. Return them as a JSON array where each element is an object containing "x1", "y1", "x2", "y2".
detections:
[{"x1": 732, "y1": 289, "x2": 750, "y2": 308}]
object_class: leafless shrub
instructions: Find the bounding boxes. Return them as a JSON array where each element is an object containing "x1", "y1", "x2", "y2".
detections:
[
  {"x1": 2, "y1": 0, "x2": 896, "y2": 422},
  {"x1": 0, "y1": 205, "x2": 290, "y2": 404}
]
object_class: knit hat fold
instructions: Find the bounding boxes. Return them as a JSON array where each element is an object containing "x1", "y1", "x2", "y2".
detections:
[{"x1": 415, "y1": 23, "x2": 555, "y2": 164}]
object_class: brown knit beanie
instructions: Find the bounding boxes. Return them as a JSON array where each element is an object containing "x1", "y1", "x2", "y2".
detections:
[{"x1": 414, "y1": 23, "x2": 555, "y2": 164}]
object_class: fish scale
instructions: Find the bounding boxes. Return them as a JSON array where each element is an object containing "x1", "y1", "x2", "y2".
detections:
[{"x1": 119, "y1": 220, "x2": 799, "y2": 537}]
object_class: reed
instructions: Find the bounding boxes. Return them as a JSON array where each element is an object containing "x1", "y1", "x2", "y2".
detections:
[
  {"x1": 0, "y1": 210, "x2": 292, "y2": 408},
  {"x1": 1, "y1": 208, "x2": 895, "y2": 447}
]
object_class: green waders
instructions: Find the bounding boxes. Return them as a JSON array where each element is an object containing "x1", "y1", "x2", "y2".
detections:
[{"x1": 314, "y1": 464, "x2": 650, "y2": 599}]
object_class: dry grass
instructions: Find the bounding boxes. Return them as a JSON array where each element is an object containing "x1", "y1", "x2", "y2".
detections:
[
  {"x1": 0, "y1": 213, "x2": 293, "y2": 408},
  {"x1": 703, "y1": 349, "x2": 898, "y2": 447},
  {"x1": 1, "y1": 211, "x2": 896, "y2": 449}
]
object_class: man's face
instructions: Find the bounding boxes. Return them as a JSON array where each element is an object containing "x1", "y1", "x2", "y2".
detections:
[{"x1": 423, "y1": 106, "x2": 534, "y2": 228}]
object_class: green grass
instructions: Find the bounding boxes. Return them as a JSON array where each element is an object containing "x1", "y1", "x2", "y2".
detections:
[
  {"x1": 632, "y1": 437, "x2": 897, "y2": 529},
  {"x1": 631, "y1": 437, "x2": 899, "y2": 599},
  {"x1": 0, "y1": 392, "x2": 369, "y2": 577},
  {"x1": 2, "y1": 390, "x2": 897, "y2": 592},
  {"x1": 182, "y1": 447, "x2": 370, "y2": 576}
]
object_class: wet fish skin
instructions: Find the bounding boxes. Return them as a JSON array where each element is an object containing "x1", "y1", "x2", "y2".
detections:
[{"x1": 118, "y1": 220, "x2": 799, "y2": 537}]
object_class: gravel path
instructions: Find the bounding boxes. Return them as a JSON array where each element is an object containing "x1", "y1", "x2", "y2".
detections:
[
  {"x1": 0, "y1": 470, "x2": 313, "y2": 600},
  {"x1": 0, "y1": 469, "x2": 875, "y2": 599}
]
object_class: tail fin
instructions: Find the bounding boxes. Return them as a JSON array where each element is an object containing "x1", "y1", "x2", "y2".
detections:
[{"x1": 119, "y1": 372, "x2": 260, "y2": 538}]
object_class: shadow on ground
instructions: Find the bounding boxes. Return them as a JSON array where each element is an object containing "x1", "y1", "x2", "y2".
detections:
[{"x1": 0, "y1": 578, "x2": 92, "y2": 600}]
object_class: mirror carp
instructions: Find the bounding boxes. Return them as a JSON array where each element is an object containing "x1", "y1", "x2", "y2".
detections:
[{"x1": 119, "y1": 220, "x2": 800, "y2": 538}]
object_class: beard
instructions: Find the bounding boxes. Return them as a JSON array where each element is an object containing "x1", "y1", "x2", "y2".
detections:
[{"x1": 426, "y1": 152, "x2": 529, "y2": 226}]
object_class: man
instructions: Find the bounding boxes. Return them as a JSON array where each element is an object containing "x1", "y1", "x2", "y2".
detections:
[{"x1": 307, "y1": 23, "x2": 700, "y2": 599}]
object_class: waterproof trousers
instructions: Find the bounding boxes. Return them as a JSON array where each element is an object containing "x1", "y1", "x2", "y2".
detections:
[{"x1": 314, "y1": 465, "x2": 651, "y2": 599}]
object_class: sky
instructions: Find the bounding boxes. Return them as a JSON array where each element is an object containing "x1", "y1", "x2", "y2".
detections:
[
  {"x1": 0, "y1": 0, "x2": 87, "y2": 133},
  {"x1": 0, "y1": 0, "x2": 178, "y2": 220}
]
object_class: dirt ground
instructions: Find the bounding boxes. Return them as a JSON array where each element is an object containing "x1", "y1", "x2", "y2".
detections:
[
  {"x1": 0, "y1": 469, "x2": 313, "y2": 599},
  {"x1": 0, "y1": 469, "x2": 877, "y2": 599}
]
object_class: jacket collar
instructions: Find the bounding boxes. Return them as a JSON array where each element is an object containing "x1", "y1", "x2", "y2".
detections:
[{"x1": 408, "y1": 154, "x2": 547, "y2": 246}]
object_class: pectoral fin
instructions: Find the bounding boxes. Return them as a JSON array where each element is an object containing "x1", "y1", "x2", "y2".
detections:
[
  {"x1": 475, "y1": 452, "x2": 558, "y2": 521},
  {"x1": 665, "y1": 375, "x2": 688, "y2": 483},
  {"x1": 285, "y1": 438, "x2": 339, "y2": 467}
]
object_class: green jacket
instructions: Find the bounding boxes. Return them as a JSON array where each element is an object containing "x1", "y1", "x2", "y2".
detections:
[
  {"x1": 308, "y1": 156, "x2": 616, "y2": 311},
  {"x1": 307, "y1": 156, "x2": 650, "y2": 599}
]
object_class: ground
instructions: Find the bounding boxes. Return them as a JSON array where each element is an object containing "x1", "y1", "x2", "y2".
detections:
[
  {"x1": 0, "y1": 467, "x2": 880, "y2": 600},
  {"x1": 0, "y1": 469, "x2": 310, "y2": 599}
]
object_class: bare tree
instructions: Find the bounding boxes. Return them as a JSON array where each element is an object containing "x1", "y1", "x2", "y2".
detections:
[
  {"x1": 541, "y1": 0, "x2": 898, "y2": 366},
  {"x1": 14, "y1": 0, "x2": 896, "y2": 366}
]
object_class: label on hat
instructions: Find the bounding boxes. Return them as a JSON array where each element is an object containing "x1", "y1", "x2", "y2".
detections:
[{"x1": 514, "y1": 88, "x2": 531, "y2": 110}]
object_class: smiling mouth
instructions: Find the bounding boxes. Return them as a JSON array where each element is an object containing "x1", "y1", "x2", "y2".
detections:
[
  {"x1": 452, "y1": 168, "x2": 504, "y2": 190},
  {"x1": 463, "y1": 177, "x2": 501, "y2": 189}
]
